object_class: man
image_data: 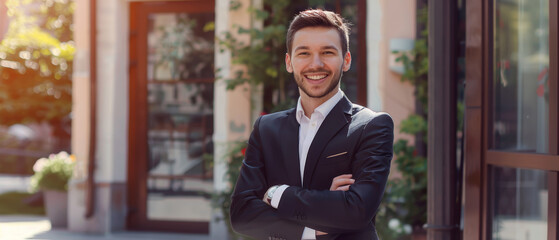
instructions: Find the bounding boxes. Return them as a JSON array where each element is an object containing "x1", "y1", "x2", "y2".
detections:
[{"x1": 230, "y1": 9, "x2": 394, "y2": 240}]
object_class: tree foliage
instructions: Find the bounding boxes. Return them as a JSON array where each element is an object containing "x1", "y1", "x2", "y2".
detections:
[
  {"x1": 0, "y1": 0, "x2": 74, "y2": 126},
  {"x1": 218, "y1": 0, "x2": 294, "y2": 113}
]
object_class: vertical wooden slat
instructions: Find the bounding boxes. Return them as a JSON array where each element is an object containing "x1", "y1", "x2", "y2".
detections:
[
  {"x1": 463, "y1": 0, "x2": 484, "y2": 239},
  {"x1": 482, "y1": 0, "x2": 493, "y2": 239},
  {"x1": 127, "y1": 2, "x2": 139, "y2": 228},
  {"x1": 427, "y1": 0, "x2": 458, "y2": 239},
  {"x1": 550, "y1": 0, "x2": 558, "y2": 156},
  {"x1": 548, "y1": 0, "x2": 558, "y2": 239}
]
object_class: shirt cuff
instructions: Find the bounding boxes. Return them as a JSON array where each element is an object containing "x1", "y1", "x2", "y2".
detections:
[
  {"x1": 302, "y1": 227, "x2": 316, "y2": 239},
  {"x1": 270, "y1": 185, "x2": 289, "y2": 209}
]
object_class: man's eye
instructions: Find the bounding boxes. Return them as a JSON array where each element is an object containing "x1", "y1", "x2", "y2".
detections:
[
  {"x1": 323, "y1": 51, "x2": 335, "y2": 55},
  {"x1": 298, "y1": 52, "x2": 310, "y2": 56}
]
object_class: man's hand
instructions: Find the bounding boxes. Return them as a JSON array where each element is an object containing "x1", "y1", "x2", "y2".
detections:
[
  {"x1": 262, "y1": 189, "x2": 270, "y2": 205},
  {"x1": 330, "y1": 174, "x2": 355, "y2": 191},
  {"x1": 317, "y1": 174, "x2": 356, "y2": 236},
  {"x1": 262, "y1": 186, "x2": 275, "y2": 206}
]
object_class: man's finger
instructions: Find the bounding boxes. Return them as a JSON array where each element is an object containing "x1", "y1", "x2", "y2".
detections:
[
  {"x1": 330, "y1": 178, "x2": 355, "y2": 191},
  {"x1": 334, "y1": 178, "x2": 355, "y2": 186},
  {"x1": 335, "y1": 185, "x2": 351, "y2": 191},
  {"x1": 333, "y1": 174, "x2": 352, "y2": 181}
]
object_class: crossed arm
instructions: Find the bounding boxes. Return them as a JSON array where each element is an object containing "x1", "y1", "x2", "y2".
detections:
[
  {"x1": 230, "y1": 114, "x2": 394, "y2": 239},
  {"x1": 261, "y1": 174, "x2": 356, "y2": 236}
]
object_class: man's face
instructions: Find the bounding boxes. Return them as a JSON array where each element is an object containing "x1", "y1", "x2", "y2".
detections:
[{"x1": 286, "y1": 27, "x2": 351, "y2": 100}]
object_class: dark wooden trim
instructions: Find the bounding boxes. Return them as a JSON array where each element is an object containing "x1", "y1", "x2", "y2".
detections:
[
  {"x1": 481, "y1": 0, "x2": 493, "y2": 239},
  {"x1": 463, "y1": 108, "x2": 483, "y2": 240},
  {"x1": 357, "y1": 0, "x2": 367, "y2": 106},
  {"x1": 486, "y1": 151, "x2": 559, "y2": 171},
  {"x1": 427, "y1": 0, "x2": 458, "y2": 239},
  {"x1": 482, "y1": 163, "x2": 491, "y2": 240},
  {"x1": 464, "y1": 0, "x2": 484, "y2": 238},
  {"x1": 483, "y1": 0, "x2": 493, "y2": 153},
  {"x1": 127, "y1": 1, "x2": 140, "y2": 229},
  {"x1": 464, "y1": 1, "x2": 483, "y2": 109},
  {"x1": 549, "y1": 1, "x2": 558, "y2": 239},
  {"x1": 85, "y1": 0, "x2": 97, "y2": 219},
  {"x1": 550, "y1": 0, "x2": 558, "y2": 157}
]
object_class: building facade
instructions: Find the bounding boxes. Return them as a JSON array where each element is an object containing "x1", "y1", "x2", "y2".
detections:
[{"x1": 69, "y1": 0, "x2": 418, "y2": 238}]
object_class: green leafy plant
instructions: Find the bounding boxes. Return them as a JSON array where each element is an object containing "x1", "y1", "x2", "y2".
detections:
[
  {"x1": 217, "y1": 0, "x2": 294, "y2": 113},
  {"x1": 377, "y1": 5, "x2": 429, "y2": 240},
  {"x1": 212, "y1": 140, "x2": 248, "y2": 240},
  {"x1": 30, "y1": 151, "x2": 75, "y2": 192}
]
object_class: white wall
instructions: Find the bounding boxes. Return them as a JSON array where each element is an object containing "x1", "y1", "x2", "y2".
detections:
[
  {"x1": 367, "y1": 0, "x2": 383, "y2": 112},
  {"x1": 94, "y1": 0, "x2": 129, "y2": 183}
]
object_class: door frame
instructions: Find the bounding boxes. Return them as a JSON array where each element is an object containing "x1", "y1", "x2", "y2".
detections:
[
  {"x1": 127, "y1": 0, "x2": 215, "y2": 233},
  {"x1": 464, "y1": 0, "x2": 559, "y2": 239}
]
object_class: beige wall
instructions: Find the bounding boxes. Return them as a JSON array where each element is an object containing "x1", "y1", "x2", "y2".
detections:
[
  {"x1": 70, "y1": 0, "x2": 130, "y2": 233},
  {"x1": 213, "y1": 0, "x2": 256, "y2": 192},
  {"x1": 374, "y1": 0, "x2": 417, "y2": 144},
  {"x1": 367, "y1": 0, "x2": 417, "y2": 179}
]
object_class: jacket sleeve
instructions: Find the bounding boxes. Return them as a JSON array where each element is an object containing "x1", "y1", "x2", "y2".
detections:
[
  {"x1": 229, "y1": 116, "x2": 305, "y2": 240},
  {"x1": 275, "y1": 113, "x2": 394, "y2": 233}
]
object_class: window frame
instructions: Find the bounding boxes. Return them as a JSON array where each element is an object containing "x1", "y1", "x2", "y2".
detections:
[{"x1": 464, "y1": 0, "x2": 559, "y2": 239}]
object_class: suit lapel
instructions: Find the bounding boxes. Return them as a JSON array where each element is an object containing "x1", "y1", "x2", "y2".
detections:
[
  {"x1": 303, "y1": 97, "x2": 353, "y2": 187},
  {"x1": 281, "y1": 109, "x2": 302, "y2": 186}
]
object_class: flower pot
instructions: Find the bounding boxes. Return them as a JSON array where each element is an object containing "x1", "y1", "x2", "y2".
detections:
[{"x1": 43, "y1": 190, "x2": 68, "y2": 229}]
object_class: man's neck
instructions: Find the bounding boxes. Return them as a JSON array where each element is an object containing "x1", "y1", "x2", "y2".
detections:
[{"x1": 300, "y1": 90, "x2": 338, "y2": 118}]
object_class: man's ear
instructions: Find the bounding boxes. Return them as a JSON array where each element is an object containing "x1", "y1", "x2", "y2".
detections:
[
  {"x1": 285, "y1": 53, "x2": 293, "y2": 73},
  {"x1": 342, "y1": 52, "x2": 352, "y2": 72}
]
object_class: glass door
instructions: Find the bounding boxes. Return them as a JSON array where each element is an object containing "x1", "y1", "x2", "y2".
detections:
[
  {"x1": 487, "y1": 0, "x2": 555, "y2": 239},
  {"x1": 128, "y1": 1, "x2": 215, "y2": 233}
]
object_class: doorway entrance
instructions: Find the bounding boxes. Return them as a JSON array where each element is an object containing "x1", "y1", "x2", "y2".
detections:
[{"x1": 128, "y1": 0, "x2": 215, "y2": 233}]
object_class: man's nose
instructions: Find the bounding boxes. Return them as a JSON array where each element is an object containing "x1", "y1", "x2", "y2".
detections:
[{"x1": 309, "y1": 54, "x2": 324, "y2": 68}]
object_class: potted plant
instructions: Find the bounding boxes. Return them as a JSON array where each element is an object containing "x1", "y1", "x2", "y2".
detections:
[{"x1": 30, "y1": 151, "x2": 75, "y2": 228}]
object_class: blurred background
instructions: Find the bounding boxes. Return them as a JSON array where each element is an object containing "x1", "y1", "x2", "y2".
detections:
[{"x1": 0, "y1": 0, "x2": 556, "y2": 240}]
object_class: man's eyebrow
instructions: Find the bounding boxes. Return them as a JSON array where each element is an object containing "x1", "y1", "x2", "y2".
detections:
[
  {"x1": 293, "y1": 45, "x2": 340, "y2": 52},
  {"x1": 294, "y1": 46, "x2": 310, "y2": 52},
  {"x1": 321, "y1": 45, "x2": 340, "y2": 52}
]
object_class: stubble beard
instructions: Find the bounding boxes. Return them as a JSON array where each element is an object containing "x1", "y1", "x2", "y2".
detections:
[{"x1": 295, "y1": 66, "x2": 343, "y2": 99}]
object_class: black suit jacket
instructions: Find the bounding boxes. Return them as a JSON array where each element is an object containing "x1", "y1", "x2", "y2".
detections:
[{"x1": 230, "y1": 96, "x2": 394, "y2": 240}]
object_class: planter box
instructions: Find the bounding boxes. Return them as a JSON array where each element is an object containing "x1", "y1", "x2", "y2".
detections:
[{"x1": 43, "y1": 190, "x2": 68, "y2": 229}]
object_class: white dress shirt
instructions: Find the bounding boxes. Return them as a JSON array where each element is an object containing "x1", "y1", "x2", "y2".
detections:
[{"x1": 270, "y1": 89, "x2": 344, "y2": 240}]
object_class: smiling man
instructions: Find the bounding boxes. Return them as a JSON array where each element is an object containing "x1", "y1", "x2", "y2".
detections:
[{"x1": 230, "y1": 9, "x2": 394, "y2": 240}]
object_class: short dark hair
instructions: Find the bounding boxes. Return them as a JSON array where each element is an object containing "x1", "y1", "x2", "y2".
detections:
[{"x1": 286, "y1": 9, "x2": 351, "y2": 56}]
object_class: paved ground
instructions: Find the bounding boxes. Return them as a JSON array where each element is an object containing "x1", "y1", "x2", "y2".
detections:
[{"x1": 0, "y1": 215, "x2": 210, "y2": 240}]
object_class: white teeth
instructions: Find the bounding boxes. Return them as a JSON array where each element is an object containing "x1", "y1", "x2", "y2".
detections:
[{"x1": 306, "y1": 75, "x2": 327, "y2": 80}]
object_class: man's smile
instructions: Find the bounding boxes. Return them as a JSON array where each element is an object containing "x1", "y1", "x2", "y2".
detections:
[{"x1": 303, "y1": 72, "x2": 329, "y2": 83}]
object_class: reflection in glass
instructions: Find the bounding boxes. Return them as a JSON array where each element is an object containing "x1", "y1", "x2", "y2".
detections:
[
  {"x1": 492, "y1": 0, "x2": 549, "y2": 153},
  {"x1": 145, "y1": 12, "x2": 214, "y2": 222},
  {"x1": 491, "y1": 166, "x2": 547, "y2": 240}
]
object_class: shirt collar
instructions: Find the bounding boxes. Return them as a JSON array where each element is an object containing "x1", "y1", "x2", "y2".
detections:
[{"x1": 296, "y1": 89, "x2": 344, "y2": 124}]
